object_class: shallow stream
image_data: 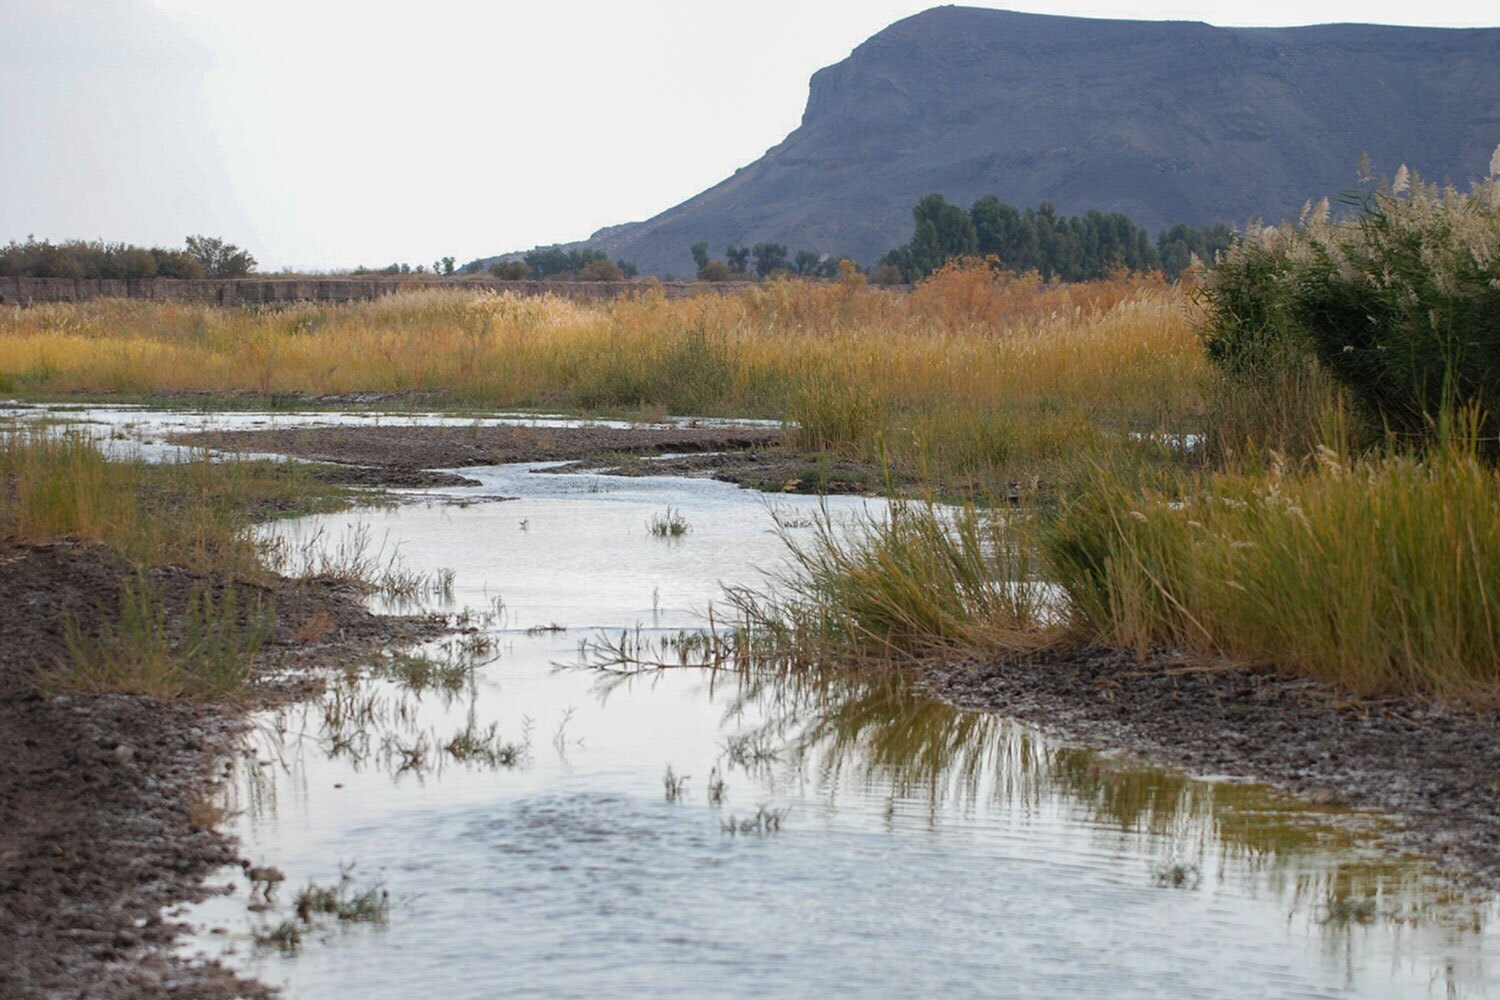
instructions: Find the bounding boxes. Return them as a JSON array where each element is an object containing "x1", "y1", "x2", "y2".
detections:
[{"x1": 9, "y1": 404, "x2": 1499, "y2": 997}]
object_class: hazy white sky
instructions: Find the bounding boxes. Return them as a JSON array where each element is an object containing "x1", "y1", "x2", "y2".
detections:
[{"x1": 2, "y1": 0, "x2": 1494, "y2": 270}]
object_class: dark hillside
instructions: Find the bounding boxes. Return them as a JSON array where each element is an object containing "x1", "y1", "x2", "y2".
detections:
[{"x1": 511, "y1": 7, "x2": 1499, "y2": 276}]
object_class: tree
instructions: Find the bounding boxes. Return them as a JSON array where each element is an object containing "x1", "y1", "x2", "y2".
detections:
[
  {"x1": 752, "y1": 242, "x2": 789, "y2": 278},
  {"x1": 119, "y1": 247, "x2": 157, "y2": 279},
  {"x1": 154, "y1": 249, "x2": 204, "y2": 279},
  {"x1": 724, "y1": 245, "x2": 751, "y2": 275},
  {"x1": 792, "y1": 250, "x2": 821, "y2": 277},
  {"x1": 184, "y1": 235, "x2": 256, "y2": 277},
  {"x1": 617, "y1": 259, "x2": 639, "y2": 279},
  {"x1": 440, "y1": 256, "x2": 456, "y2": 276},
  {"x1": 907, "y1": 194, "x2": 977, "y2": 279},
  {"x1": 690, "y1": 242, "x2": 710, "y2": 271}
]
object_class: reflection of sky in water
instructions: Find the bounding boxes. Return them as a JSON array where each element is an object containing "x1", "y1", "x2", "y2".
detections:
[{"x1": 12, "y1": 407, "x2": 1494, "y2": 998}]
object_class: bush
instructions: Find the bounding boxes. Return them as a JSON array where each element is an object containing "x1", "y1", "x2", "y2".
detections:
[
  {"x1": 488, "y1": 260, "x2": 531, "y2": 281},
  {"x1": 1201, "y1": 170, "x2": 1500, "y2": 453},
  {"x1": 577, "y1": 258, "x2": 624, "y2": 282},
  {"x1": 697, "y1": 260, "x2": 735, "y2": 282}
]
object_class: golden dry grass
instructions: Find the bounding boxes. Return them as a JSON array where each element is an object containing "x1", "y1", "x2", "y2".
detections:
[{"x1": 0, "y1": 265, "x2": 1204, "y2": 489}]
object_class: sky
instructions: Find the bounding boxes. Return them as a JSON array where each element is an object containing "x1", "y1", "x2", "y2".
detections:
[{"x1": 2, "y1": 0, "x2": 1495, "y2": 271}]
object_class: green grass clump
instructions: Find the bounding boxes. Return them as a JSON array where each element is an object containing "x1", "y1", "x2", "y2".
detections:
[
  {"x1": 730, "y1": 499, "x2": 1056, "y2": 664},
  {"x1": 1044, "y1": 442, "x2": 1500, "y2": 699},
  {"x1": 53, "y1": 574, "x2": 274, "y2": 699},
  {"x1": 0, "y1": 428, "x2": 354, "y2": 577}
]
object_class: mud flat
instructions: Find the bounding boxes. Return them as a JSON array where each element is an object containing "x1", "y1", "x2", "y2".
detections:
[
  {"x1": 0, "y1": 540, "x2": 442, "y2": 998},
  {"x1": 178, "y1": 423, "x2": 925, "y2": 497},
  {"x1": 928, "y1": 648, "x2": 1500, "y2": 884},
  {"x1": 174, "y1": 423, "x2": 783, "y2": 484}
]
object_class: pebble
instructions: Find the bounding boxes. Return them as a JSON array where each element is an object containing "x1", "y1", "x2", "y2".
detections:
[{"x1": 112, "y1": 744, "x2": 135, "y2": 765}]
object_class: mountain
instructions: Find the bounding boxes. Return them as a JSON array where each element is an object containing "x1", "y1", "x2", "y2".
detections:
[{"x1": 508, "y1": 6, "x2": 1500, "y2": 277}]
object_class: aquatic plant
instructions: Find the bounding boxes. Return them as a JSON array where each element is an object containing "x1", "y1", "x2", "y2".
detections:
[
  {"x1": 253, "y1": 919, "x2": 302, "y2": 953},
  {"x1": 291, "y1": 864, "x2": 390, "y2": 927},
  {"x1": 647, "y1": 506, "x2": 690, "y2": 537},
  {"x1": 720, "y1": 804, "x2": 789, "y2": 836},
  {"x1": 663, "y1": 765, "x2": 690, "y2": 802}
]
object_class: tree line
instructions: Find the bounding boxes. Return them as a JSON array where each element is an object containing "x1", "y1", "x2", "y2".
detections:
[
  {"x1": 690, "y1": 242, "x2": 856, "y2": 281},
  {"x1": 0, "y1": 235, "x2": 257, "y2": 280},
  {"x1": 452, "y1": 247, "x2": 640, "y2": 282},
  {"x1": 877, "y1": 194, "x2": 1235, "y2": 283}
]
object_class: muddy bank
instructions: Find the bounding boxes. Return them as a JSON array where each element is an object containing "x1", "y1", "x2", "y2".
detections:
[
  {"x1": 543, "y1": 449, "x2": 895, "y2": 496},
  {"x1": 174, "y1": 423, "x2": 783, "y2": 485},
  {"x1": 0, "y1": 540, "x2": 443, "y2": 998},
  {"x1": 177, "y1": 422, "x2": 928, "y2": 498},
  {"x1": 926, "y1": 648, "x2": 1500, "y2": 885}
]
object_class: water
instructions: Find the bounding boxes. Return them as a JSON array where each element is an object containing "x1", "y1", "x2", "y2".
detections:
[{"x1": 12, "y1": 406, "x2": 1498, "y2": 996}]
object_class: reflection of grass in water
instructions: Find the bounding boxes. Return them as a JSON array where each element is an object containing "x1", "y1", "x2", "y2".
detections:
[
  {"x1": 300, "y1": 670, "x2": 530, "y2": 778},
  {"x1": 720, "y1": 664, "x2": 1494, "y2": 937},
  {"x1": 377, "y1": 651, "x2": 471, "y2": 693},
  {"x1": 1319, "y1": 894, "x2": 1378, "y2": 926},
  {"x1": 446, "y1": 710, "x2": 527, "y2": 767},
  {"x1": 721, "y1": 805, "x2": 789, "y2": 836}
]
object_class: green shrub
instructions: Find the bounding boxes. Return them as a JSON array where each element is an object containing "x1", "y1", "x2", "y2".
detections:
[{"x1": 1202, "y1": 172, "x2": 1500, "y2": 453}]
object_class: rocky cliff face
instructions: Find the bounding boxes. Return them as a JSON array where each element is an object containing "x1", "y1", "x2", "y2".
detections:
[{"x1": 526, "y1": 6, "x2": 1500, "y2": 276}]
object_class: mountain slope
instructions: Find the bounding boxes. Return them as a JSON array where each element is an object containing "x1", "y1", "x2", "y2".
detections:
[{"x1": 540, "y1": 6, "x2": 1500, "y2": 276}]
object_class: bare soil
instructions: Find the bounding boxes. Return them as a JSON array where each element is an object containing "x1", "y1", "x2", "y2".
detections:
[
  {"x1": 925, "y1": 648, "x2": 1500, "y2": 884},
  {"x1": 0, "y1": 540, "x2": 443, "y2": 998}
]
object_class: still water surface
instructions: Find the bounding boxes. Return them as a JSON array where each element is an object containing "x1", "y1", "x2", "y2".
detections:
[
  {"x1": 6, "y1": 405, "x2": 1493, "y2": 997},
  {"x1": 174, "y1": 459, "x2": 1498, "y2": 998}
]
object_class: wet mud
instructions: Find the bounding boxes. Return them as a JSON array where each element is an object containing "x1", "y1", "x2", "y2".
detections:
[
  {"x1": 0, "y1": 540, "x2": 442, "y2": 997},
  {"x1": 173, "y1": 423, "x2": 782, "y2": 487}
]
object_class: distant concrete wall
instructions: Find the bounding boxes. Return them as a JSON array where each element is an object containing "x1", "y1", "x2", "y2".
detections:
[{"x1": 0, "y1": 276, "x2": 760, "y2": 307}]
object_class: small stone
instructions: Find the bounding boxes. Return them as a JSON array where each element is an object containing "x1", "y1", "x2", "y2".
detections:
[{"x1": 112, "y1": 744, "x2": 135, "y2": 765}]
